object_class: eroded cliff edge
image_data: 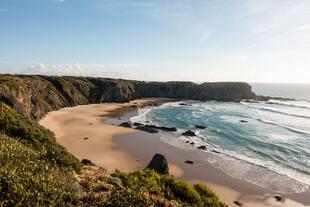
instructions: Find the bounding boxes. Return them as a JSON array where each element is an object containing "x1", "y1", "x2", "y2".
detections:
[{"x1": 0, "y1": 74, "x2": 256, "y2": 119}]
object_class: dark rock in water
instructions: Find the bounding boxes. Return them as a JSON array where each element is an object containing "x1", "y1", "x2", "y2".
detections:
[
  {"x1": 182, "y1": 130, "x2": 196, "y2": 136},
  {"x1": 81, "y1": 159, "x2": 94, "y2": 166},
  {"x1": 179, "y1": 103, "x2": 188, "y2": 106},
  {"x1": 184, "y1": 160, "x2": 194, "y2": 165},
  {"x1": 239, "y1": 120, "x2": 248, "y2": 123},
  {"x1": 234, "y1": 201, "x2": 243, "y2": 206},
  {"x1": 190, "y1": 142, "x2": 195, "y2": 145},
  {"x1": 274, "y1": 195, "x2": 282, "y2": 202},
  {"x1": 136, "y1": 125, "x2": 158, "y2": 133},
  {"x1": 212, "y1": 150, "x2": 220, "y2": 154},
  {"x1": 119, "y1": 122, "x2": 132, "y2": 128},
  {"x1": 186, "y1": 141, "x2": 190, "y2": 143},
  {"x1": 179, "y1": 103, "x2": 192, "y2": 106},
  {"x1": 133, "y1": 122, "x2": 144, "y2": 126},
  {"x1": 146, "y1": 153, "x2": 169, "y2": 174},
  {"x1": 83, "y1": 137, "x2": 89, "y2": 140},
  {"x1": 149, "y1": 125, "x2": 177, "y2": 132},
  {"x1": 129, "y1": 105, "x2": 137, "y2": 108},
  {"x1": 195, "y1": 125, "x2": 206, "y2": 129},
  {"x1": 132, "y1": 123, "x2": 176, "y2": 132},
  {"x1": 197, "y1": 145, "x2": 207, "y2": 150}
]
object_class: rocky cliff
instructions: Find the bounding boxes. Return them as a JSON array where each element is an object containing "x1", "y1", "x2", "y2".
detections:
[{"x1": 0, "y1": 74, "x2": 256, "y2": 119}]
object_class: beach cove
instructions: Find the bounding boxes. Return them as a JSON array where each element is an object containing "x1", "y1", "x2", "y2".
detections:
[{"x1": 39, "y1": 98, "x2": 310, "y2": 207}]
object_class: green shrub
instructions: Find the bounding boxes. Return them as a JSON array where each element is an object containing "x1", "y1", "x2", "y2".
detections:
[
  {"x1": 112, "y1": 169, "x2": 227, "y2": 207},
  {"x1": 0, "y1": 134, "x2": 78, "y2": 207},
  {"x1": 0, "y1": 102, "x2": 81, "y2": 171},
  {"x1": 104, "y1": 189, "x2": 154, "y2": 207}
]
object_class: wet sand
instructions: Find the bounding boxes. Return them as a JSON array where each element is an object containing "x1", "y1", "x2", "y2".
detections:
[{"x1": 40, "y1": 99, "x2": 310, "y2": 207}]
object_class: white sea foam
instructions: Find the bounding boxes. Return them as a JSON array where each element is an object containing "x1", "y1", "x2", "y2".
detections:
[{"x1": 129, "y1": 100, "x2": 310, "y2": 193}]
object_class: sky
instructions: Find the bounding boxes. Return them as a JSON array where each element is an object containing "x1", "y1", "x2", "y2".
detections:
[{"x1": 0, "y1": 0, "x2": 310, "y2": 83}]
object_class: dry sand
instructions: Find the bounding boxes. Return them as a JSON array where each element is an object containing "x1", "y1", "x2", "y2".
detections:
[{"x1": 40, "y1": 99, "x2": 310, "y2": 207}]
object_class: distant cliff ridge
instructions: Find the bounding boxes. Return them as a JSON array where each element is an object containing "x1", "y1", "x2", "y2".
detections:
[{"x1": 0, "y1": 74, "x2": 256, "y2": 119}]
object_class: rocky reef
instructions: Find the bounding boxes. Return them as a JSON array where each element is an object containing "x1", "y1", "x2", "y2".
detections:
[{"x1": 0, "y1": 74, "x2": 256, "y2": 119}]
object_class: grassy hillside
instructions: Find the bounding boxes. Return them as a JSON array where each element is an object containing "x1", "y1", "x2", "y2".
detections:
[{"x1": 0, "y1": 102, "x2": 227, "y2": 206}]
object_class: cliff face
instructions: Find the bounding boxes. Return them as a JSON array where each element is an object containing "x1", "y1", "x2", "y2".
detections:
[{"x1": 0, "y1": 74, "x2": 256, "y2": 119}]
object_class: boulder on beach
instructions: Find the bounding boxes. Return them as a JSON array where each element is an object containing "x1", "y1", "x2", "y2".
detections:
[
  {"x1": 195, "y1": 125, "x2": 206, "y2": 129},
  {"x1": 182, "y1": 130, "x2": 196, "y2": 136},
  {"x1": 274, "y1": 195, "x2": 283, "y2": 202},
  {"x1": 146, "y1": 153, "x2": 169, "y2": 175}
]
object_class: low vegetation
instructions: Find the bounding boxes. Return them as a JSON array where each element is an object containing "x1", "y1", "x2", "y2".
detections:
[
  {"x1": 111, "y1": 169, "x2": 227, "y2": 207},
  {"x1": 0, "y1": 102, "x2": 227, "y2": 206}
]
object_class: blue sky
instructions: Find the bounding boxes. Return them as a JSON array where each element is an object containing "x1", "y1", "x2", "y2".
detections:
[{"x1": 0, "y1": 0, "x2": 310, "y2": 83}]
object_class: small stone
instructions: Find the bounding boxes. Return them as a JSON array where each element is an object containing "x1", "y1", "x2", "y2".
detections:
[
  {"x1": 274, "y1": 195, "x2": 282, "y2": 202},
  {"x1": 197, "y1": 145, "x2": 207, "y2": 150},
  {"x1": 184, "y1": 160, "x2": 194, "y2": 165},
  {"x1": 81, "y1": 159, "x2": 94, "y2": 166},
  {"x1": 83, "y1": 137, "x2": 89, "y2": 140},
  {"x1": 234, "y1": 200, "x2": 243, "y2": 206}
]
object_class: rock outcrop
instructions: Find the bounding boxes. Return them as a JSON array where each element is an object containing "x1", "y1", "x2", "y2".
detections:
[
  {"x1": 0, "y1": 74, "x2": 256, "y2": 119},
  {"x1": 182, "y1": 130, "x2": 196, "y2": 137},
  {"x1": 146, "y1": 153, "x2": 169, "y2": 174}
]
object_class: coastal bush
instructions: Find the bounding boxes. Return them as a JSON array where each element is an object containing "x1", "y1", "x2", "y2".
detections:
[
  {"x1": 0, "y1": 102, "x2": 81, "y2": 171},
  {"x1": 0, "y1": 134, "x2": 78, "y2": 207},
  {"x1": 112, "y1": 169, "x2": 227, "y2": 207},
  {"x1": 0, "y1": 101, "x2": 227, "y2": 206}
]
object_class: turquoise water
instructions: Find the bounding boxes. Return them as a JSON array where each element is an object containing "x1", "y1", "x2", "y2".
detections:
[{"x1": 130, "y1": 85, "x2": 310, "y2": 193}]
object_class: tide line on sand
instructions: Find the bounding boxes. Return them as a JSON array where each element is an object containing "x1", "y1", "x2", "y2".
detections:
[{"x1": 39, "y1": 98, "x2": 309, "y2": 207}]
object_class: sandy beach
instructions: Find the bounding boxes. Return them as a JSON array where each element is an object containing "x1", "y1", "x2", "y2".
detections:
[{"x1": 39, "y1": 99, "x2": 310, "y2": 207}]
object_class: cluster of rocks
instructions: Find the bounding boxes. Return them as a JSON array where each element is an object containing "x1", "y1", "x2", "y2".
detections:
[{"x1": 118, "y1": 121, "x2": 177, "y2": 133}]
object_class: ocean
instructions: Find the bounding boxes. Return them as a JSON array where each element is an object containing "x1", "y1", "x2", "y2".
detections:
[{"x1": 130, "y1": 83, "x2": 310, "y2": 194}]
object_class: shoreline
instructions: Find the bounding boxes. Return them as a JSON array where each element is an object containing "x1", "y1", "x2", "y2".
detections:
[{"x1": 39, "y1": 99, "x2": 310, "y2": 207}]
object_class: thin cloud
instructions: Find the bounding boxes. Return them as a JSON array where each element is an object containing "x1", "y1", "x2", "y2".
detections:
[
  {"x1": 0, "y1": 9, "x2": 8, "y2": 12},
  {"x1": 53, "y1": 0, "x2": 65, "y2": 3}
]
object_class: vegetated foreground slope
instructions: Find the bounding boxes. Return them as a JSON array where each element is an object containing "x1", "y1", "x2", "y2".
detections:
[
  {"x1": 0, "y1": 102, "x2": 227, "y2": 207},
  {"x1": 0, "y1": 74, "x2": 256, "y2": 119}
]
